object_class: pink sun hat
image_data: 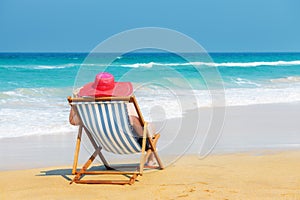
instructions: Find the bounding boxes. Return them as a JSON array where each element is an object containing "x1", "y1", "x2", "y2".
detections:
[{"x1": 78, "y1": 72, "x2": 133, "y2": 97}]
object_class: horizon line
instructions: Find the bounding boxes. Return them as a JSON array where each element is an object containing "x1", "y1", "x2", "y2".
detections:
[{"x1": 0, "y1": 51, "x2": 300, "y2": 54}]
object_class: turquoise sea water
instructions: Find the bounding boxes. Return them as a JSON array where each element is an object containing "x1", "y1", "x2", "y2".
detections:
[{"x1": 1, "y1": 52, "x2": 300, "y2": 138}]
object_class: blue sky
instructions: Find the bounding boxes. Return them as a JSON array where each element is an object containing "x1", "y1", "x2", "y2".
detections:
[{"x1": 0, "y1": 0, "x2": 299, "y2": 52}]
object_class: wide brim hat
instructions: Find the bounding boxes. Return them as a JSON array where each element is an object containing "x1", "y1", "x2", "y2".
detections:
[{"x1": 78, "y1": 72, "x2": 133, "y2": 97}]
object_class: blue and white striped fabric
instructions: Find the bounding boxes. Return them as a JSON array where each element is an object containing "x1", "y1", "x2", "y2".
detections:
[{"x1": 73, "y1": 101, "x2": 142, "y2": 154}]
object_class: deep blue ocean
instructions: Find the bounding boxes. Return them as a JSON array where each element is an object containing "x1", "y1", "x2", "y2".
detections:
[{"x1": 1, "y1": 52, "x2": 300, "y2": 138}]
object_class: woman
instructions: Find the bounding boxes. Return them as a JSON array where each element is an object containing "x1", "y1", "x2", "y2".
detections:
[{"x1": 69, "y1": 72, "x2": 156, "y2": 165}]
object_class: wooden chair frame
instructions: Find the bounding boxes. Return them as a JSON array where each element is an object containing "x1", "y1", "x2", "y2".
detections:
[{"x1": 68, "y1": 96, "x2": 164, "y2": 185}]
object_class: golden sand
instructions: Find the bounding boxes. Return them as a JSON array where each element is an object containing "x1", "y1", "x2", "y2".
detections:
[{"x1": 1, "y1": 150, "x2": 300, "y2": 199}]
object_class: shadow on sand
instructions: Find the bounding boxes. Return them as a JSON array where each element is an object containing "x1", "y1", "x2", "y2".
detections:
[{"x1": 37, "y1": 164, "x2": 143, "y2": 182}]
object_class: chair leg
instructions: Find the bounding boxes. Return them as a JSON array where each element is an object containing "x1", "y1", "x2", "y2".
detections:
[
  {"x1": 73, "y1": 172, "x2": 140, "y2": 185},
  {"x1": 144, "y1": 134, "x2": 159, "y2": 164},
  {"x1": 147, "y1": 134, "x2": 164, "y2": 169},
  {"x1": 129, "y1": 174, "x2": 138, "y2": 185},
  {"x1": 70, "y1": 147, "x2": 101, "y2": 184},
  {"x1": 71, "y1": 148, "x2": 141, "y2": 185},
  {"x1": 70, "y1": 127, "x2": 139, "y2": 185},
  {"x1": 72, "y1": 126, "x2": 83, "y2": 175}
]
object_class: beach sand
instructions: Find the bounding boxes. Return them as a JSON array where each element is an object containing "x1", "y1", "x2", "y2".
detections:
[
  {"x1": 1, "y1": 151, "x2": 300, "y2": 199},
  {"x1": 0, "y1": 103, "x2": 299, "y2": 199}
]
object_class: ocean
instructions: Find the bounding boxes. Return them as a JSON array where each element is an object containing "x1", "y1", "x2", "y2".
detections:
[{"x1": 1, "y1": 52, "x2": 300, "y2": 139}]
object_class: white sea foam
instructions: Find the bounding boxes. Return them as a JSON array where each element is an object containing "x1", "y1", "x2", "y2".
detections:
[
  {"x1": 0, "y1": 63, "x2": 106, "y2": 70},
  {"x1": 1, "y1": 85, "x2": 300, "y2": 139},
  {"x1": 0, "y1": 63, "x2": 78, "y2": 70},
  {"x1": 0, "y1": 87, "x2": 75, "y2": 139},
  {"x1": 135, "y1": 85, "x2": 300, "y2": 120},
  {"x1": 224, "y1": 87, "x2": 300, "y2": 106},
  {"x1": 203, "y1": 60, "x2": 300, "y2": 67},
  {"x1": 0, "y1": 107, "x2": 77, "y2": 138},
  {"x1": 32, "y1": 64, "x2": 76, "y2": 69},
  {"x1": 144, "y1": 87, "x2": 300, "y2": 109},
  {"x1": 231, "y1": 78, "x2": 261, "y2": 87},
  {"x1": 121, "y1": 62, "x2": 156, "y2": 68},
  {"x1": 119, "y1": 60, "x2": 300, "y2": 68},
  {"x1": 1, "y1": 60, "x2": 299, "y2": 70}
]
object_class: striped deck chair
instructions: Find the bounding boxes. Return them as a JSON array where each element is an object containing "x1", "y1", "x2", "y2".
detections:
[{"x1": 68, "y1": 96, "x2": 164, "y2": 185}]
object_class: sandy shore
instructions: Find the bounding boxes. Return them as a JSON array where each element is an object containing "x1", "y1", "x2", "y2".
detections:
[
  {"x1": 1, "y1": 151, "x2": 300, "y2": 199},
  {"x1": 0, "y1": 103, "x2": 299, "y2": 199}
]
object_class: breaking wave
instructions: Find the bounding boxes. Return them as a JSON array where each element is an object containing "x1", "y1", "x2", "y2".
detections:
[{"x1": 120, "y1": 60, "x2": 300, "y2": 68}]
